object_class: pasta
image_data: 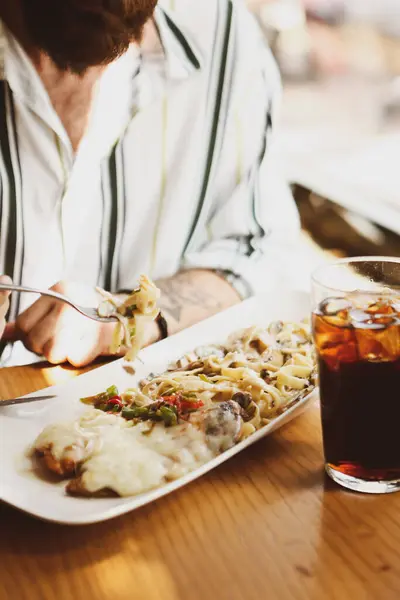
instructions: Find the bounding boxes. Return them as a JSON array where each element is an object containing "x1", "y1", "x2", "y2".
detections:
[
  {"x1": 97, "y1": 275, "x2": 160, "y2": 361},
  {"x1": 133, "y1": 319, "x2": 316, "y2": 433},
  {"x1": 32, "y1": 318, "x2": 317, "y2": 498},
  {"x1": 84, "y1": 319, "x2": 316, "y2": 434}
]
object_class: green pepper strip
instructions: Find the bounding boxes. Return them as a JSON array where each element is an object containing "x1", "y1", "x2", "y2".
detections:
[{"x1": 81, "y1": 385, "x2": 120, "y2": 407}]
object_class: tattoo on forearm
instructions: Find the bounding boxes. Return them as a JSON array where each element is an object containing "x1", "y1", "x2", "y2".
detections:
[{"x1": 157, "y1": 272, "x2": 223, "y2": 323}]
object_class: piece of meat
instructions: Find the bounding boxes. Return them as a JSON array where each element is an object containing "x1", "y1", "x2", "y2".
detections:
[
  {"x1": 35, "y1": 446, "x2": 78, "y2": 477},
  {"x1": 66, "y1": 477, "x2": 117, "y2": 497}
]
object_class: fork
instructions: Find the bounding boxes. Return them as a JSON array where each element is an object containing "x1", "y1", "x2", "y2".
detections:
[{"x1": 0, "y1": 283, "x2": 118, "y2": 323}]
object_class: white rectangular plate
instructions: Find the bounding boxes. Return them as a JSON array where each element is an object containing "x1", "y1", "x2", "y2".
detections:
[{"x1": 0, "y1": 291, "x2": 317, "y2": 525}]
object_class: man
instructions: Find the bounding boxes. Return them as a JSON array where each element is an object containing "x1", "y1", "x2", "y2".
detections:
[
  {"x1": 0, "y1": 0, "x2": 299, "y2": 367},
  {"x1": 0, "y1": 276, "x2": 11, "y2": 337}
]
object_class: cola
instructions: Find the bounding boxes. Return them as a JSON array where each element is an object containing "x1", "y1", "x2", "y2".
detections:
[{"x1": 313, "y1": 294, "x2": 400, "y2": 482}]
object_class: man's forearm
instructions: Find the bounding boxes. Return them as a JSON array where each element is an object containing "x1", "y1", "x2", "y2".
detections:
[{"x1": 156, "y1": 269, "x2": 241, "y2": 337}]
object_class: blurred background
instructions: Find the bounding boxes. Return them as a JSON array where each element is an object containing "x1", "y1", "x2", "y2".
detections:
[{"x1": 247, "y1": 0, "x2": 400, "y2": 274}]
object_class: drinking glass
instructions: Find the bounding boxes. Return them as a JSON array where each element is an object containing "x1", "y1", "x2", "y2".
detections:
[{"x1": 312, "y1": 256, "x2": 400, "y2": 493}]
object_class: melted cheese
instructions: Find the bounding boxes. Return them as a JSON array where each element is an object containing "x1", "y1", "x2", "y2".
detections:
[
  {"x1": 34, "y1": 410, "x2": 215, "y2": 497},
  {"x1": 79, "y1": 426, "x2": 169, "y2": 496},
  {"x1": 34, "y1": 411, "x2": 127, "y2": 462}
]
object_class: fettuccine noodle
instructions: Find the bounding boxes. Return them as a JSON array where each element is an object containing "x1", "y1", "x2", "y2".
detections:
[
  {"x1": 97, "y1": 275, "x2": 160, "y2": 361},
  {"x1": 125, "y1": 319, "x2": 317, "y2": 435}
]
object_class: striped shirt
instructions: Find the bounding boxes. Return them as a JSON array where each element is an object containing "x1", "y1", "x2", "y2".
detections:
[{"x1": 0, "y1": 0, "x2": 299, "y2": 365}]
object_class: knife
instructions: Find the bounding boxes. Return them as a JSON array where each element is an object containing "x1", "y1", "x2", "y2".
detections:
[{"x1": 0, "y1": 395, "x2": 56, "y2": 407}]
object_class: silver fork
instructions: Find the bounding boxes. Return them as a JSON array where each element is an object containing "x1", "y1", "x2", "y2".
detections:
[{"x1": 0, "y1": 283, "x2": 118, "y2": 323}]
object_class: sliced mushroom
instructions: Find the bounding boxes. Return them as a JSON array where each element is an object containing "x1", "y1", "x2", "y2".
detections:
[
  {"x1": 249, "y1": 330, "x2": 274, "y2": 354},
  {"x1": 259, "y1": 369, "x2": 272, "y2": 383},
  {"x1": 231, "y1": 391, "x2": 252, "y2": 409},
  {"x1": 231, "y1": 392, "x2": 258, "y2": 422}
]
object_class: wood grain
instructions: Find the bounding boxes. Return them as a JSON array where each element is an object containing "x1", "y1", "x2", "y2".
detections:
[{"x1": 1, "y1": 365, "x2": 400, "y2": 600}]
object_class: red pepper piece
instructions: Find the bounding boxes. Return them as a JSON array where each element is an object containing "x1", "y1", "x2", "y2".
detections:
[
  {"x1": 161, "y1": 394, "x2": 203, "y2": 413},
  {"x1": 108, "y1": 396, "x2": 123, "y2": 406},
  {"x1": 180, "y1": 399, "x2": 204, "y2": 411}
]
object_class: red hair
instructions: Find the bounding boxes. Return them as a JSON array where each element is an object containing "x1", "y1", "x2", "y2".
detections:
[{"x1": 21, "y1": 0, "x2": 158, "y2": 73}]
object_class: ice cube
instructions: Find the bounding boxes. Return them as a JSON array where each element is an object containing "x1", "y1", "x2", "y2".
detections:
[
  {"x1": 392, "y1": 298, "x2": 400, "y2": 316},
  {"x1": 320, "y1": 297, "x2": 352, "y2": 317},
  {"x1": 354, "y1": 320, "x2": 400, "y2": 362},
  {"x1": 349, "y1": 309, "x2": 371, "y2": 324},
  {"x1": 313, "y1": 313, "x2": 359, "y2": 369}
]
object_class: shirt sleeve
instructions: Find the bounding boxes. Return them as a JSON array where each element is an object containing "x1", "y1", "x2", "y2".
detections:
[{"x1": 181, "y1": 2, "x2": 300, "y2": 297}]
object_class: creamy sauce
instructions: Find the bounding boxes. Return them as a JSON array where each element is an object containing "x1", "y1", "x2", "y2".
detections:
[
  {"x1": 79, "y1": 426, "x2": 169, "y2": 496},
  {"x1": 33, "y1": 410, "x2": 215, "y2": 497},
  {"x1": 34, "y1": 411, "x2": 126, "y2": 463}
]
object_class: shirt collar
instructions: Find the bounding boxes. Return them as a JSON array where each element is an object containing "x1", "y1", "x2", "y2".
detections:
[
  {"x1": 0, "y1": 22, "x2": 73, "y2": 146},
  {"x1": 0, "y1": 23, "x2": 142, "y2": 151},
  {"x1": 0, "y1": 6, "x2": 203, "y2": 133}
]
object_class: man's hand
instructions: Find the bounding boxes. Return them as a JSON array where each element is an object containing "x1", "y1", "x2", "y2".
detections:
[
  {"x1": 6, "y1": 281, "x2": 126, "y2": 367},
  {"x1": 0, "y1": 275, "x2": 12, "y2": 339},
  {"x1": 4, "y1": 270, "x2": 240, "y2": 367}
]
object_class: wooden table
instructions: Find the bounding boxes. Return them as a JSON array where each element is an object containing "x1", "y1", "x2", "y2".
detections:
[{"x1": 1, "y1": 364, "x2": 400, "y2": 600}]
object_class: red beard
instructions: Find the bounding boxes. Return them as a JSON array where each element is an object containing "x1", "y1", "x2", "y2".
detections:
[{"x1": 21, "y1": 0, "x2": 157, "y2": 74}]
